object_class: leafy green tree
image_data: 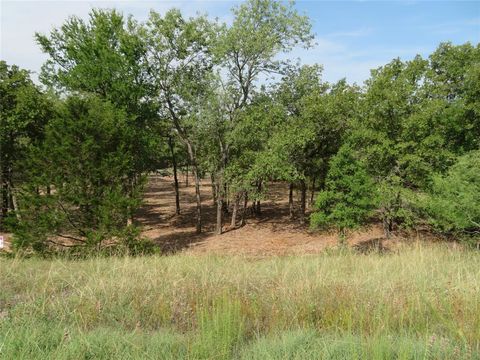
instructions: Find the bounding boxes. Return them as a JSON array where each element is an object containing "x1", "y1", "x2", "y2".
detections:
[
  {"x1": 36, "y1": 9, "x2": 148, "y2": 112},
  {"x1": 303, "y1": 79, "x2": 361, "y2": 196},
  {"x1": 0, "y1": 61, "x2": 51, "y2": 228},
  {"x1": 424, "y1": 42, "x2": 480, "y2": 154},
  {"x1": 14, "y1": 96, "x2": 142, "y2": 252},
  {"x1": 215, "y1": 0, "x2": 314, "y2": 112},
  {"x1": 265, "y1": 67, "x2": 357, "y2": 224},
  {"x1": 311, "y1": 145, "x2": 378, "y2": 244},
  {"x1": 223, "y1": 92, "x2": 284, "y2": 226},
  {"x1": 352, "y1": 56, "x2": 428, "y2": 183},
  {"x1": 343, "y1": 44, "x2": 479, "y2": 236},
  {"x1": 272, "y1": 65, "x2": 324, "y2": 222},
  {"x1": 209, "y1": 0, "x2": 314, "y2": 233},
  {"x1": 143, "y1": 9, "x2": 218, "y2": 233},
  {"x1": 35, "y1": 9, "x2": 158, "y2": 225},
  {"x1": 421, "y1": 150, "x2": 480, "y2": 243}
]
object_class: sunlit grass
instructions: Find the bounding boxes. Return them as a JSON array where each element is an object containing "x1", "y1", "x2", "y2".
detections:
[{"x1": 1, "y1": 243, "x2": 479, "y2": 359}]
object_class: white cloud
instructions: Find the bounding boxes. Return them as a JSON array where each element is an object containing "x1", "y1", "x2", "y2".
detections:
[
  {"x1": 0, "y1": 0, "x2": 235, "y2": 81},
  {"x1": 1, "y1": 1, "x2": 465, "y2": 86}
]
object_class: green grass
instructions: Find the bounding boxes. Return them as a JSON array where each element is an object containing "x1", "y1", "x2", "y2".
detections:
[{"x1": 1, "y1": 244, "x2": 479, "y2": 359}]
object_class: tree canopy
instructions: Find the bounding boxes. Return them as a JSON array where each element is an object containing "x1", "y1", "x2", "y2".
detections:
[{"x1": 2, "y1": 0, "x2": 479, "y2": 253}]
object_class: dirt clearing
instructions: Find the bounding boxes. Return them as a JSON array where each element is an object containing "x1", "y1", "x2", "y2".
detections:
[{"x1": 137, "y1": 175, "x2": 399, "y2": 256}]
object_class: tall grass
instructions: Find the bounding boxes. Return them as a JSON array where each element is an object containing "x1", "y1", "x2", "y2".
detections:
[{"x1": 1, "y1": 244, "x2": 479, "y2": 359}]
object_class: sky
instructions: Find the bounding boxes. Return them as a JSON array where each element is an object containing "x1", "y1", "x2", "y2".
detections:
[{"x1": 1, "y1": 0, "x2": 479, "y2": 85}]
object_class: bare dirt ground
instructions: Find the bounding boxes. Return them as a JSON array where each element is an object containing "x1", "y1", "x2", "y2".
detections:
[
  {"x1": 136, "y1": 174, "x2": 402, "y2": 256},
  {"x1": 0, "y1": 174, "x2": 419, "y2": 256}
]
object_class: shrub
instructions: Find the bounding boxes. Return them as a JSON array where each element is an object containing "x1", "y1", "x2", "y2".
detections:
[
  {"x1": 421, "y1": 150, "x2": 480, "y2": 244},
  {"x1": 13, "y1": 95, "x2": 145, "y2": 253},
  {"x1": 310, "y1": 145, "x2": 378, "y2": 243}
]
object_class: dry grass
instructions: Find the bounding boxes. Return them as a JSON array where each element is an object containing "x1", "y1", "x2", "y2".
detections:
[{"x1": 1, "y1": 243, "x2": 479, "y2": 358}]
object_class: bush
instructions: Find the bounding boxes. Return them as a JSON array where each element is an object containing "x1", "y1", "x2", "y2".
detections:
[
  {"x1": 310, "y1": 145, "x2": 378, "y2": 242},
  {"x1": 13, "y1": 95, "x2": 144, "y2": 253},
  {"x1": 421, "y1": 150, "x2": 480, "y2": 244}
]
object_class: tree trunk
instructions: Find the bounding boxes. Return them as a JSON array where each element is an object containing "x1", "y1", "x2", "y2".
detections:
[
  {"x1": 168, "y1": 137, "x2": 180, "y2": 215},
  {"x1": 289, "y1": 182, "x2": 294, "y2": 219},
  {"x1": 184, "y1": 141, "x2": 201, "y2": 233},
  {"x1": 216, "y1": 181, "x2": 223, "y2": 235},
  {"x1": 6, "y1": 177, "x2": 21, "y2": 221},
  {"x1": 1, "y1": 161, "x2": 11, "y2": 227},
  {"x1": 300, "y1": 179, "x2": 306, "y2": 224},
  {"x1": 1, "y1": 182, "x2": 8, "y2": 209},
  {"x1": 185, "y1": 164, "x2": 189, "y2": 187},
  {"x1": 167, "y1": 100, "x2": 201, "y2": 232},
  {"x1": 8, "y1": 187, "x2": 13, "y2": 212},
  {"x1": 173, "y1": 167, "x2": 180, "y2": 216},
  {"x1": 255, "y1": 200, "x2": 261, "y2": 215},
  {"x1": 126, "y1": 176, "x2": 136, "y2": 226},
  {"x1": 210, "y1": 174, "x2": 217, "y2": 205},
  {"x1": 254, "y1": 181, "x2": 262, "y2": 216},
  {"x1": 230, "y1": 193, "x2": 240, "y2": 228},
  {"x1": 223, "y1": 183, "x2": 229, "y2": 215},
  {"x1": 309, "y1": 177, "x2": 316, "y2": 208},
  {"x1": 192, "y1": 165, "x2": 202, "y2": 233},
  {"x1": 1, "y1": 181, "x2": 8, "y2": 229},
  {"x1": 11, "y1": 190, "x2": 20, "y2": 220},
  {"x1": 216, "y1": 144, "x2": 229, "y2": 234},
  {"x1": 241, "y1": 191, "x2": 248, "y2": 226}
]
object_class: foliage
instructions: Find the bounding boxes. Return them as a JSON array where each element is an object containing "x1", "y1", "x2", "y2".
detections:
[
  {"x1": 311, "y1": 146, "x2": 378, "y2": 241},
  {"x1": 3, "y1": 0, "x2": 479, "y2": 248},
  {"x1": 215, "y1": 0, "x2": 314, "y2": 109},
  {"x1": 36, "y1": 9, "x2": 146, "y2": 109},
  {"x1": 35, "y1": 8, "x2": 159, "y2": 175},
  {"x1": 421, "y1": 150, "x2": 480, "y2": 242},
  {"x1": 0, "y1": 61, "x2": 51, "y2": 227},
  {"x1": 13, "y1": 96, "x2": 145, "y2": 252},
  {"x1": 341, "y1": 42, "x2": 480, "y2": 236}
]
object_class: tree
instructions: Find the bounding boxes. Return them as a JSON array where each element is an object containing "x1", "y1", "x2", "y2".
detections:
[
  {"x1": 0, "y1": 61, "x2": 51, "y2": 228},
  {"x1": 14, "y1": 96, "x2": 142, "y2": 252},
  {"x1": 211, "y1": 0, "x2": 314, "y2": 233},
  {"x1": 345, "y1": 43, "x2": 480, "y2": 236},
  {"x1": 311, "y1": 145, "x2": 378, "y2": 244},
  {"x1": 223, "y1": 92, "x2": 284, "y2": 227},
  {"x1": 36, "y1": 9, "x2": 148, "y2": 113},
  {"x1": 303, "y1": 79, "x2": 361, "y2": 196},
  {"x1": 274, "y1": 68, "x2": 359, "y2": 223},
  {"x1": 421, "y1": 150, "x2": 480, "y2": 243},
  {"x1": 143, "y1": 9, "x2": 217, "y2": 233},
  {"x1": 272, "y1": 65, "x2": 324, "y2": 222},
  {"x1": 35, "y1": 9, "x2": 158, "y2": 224}
]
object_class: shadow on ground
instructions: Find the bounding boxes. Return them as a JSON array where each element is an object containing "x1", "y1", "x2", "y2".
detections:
[{"x1": 136, "y1": 174, "x2": 392, "y2": 256}]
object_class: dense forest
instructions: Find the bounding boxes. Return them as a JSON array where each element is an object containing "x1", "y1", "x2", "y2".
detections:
[{"x1": 1, "y1": 0, "x2": 479, "y2": 253}]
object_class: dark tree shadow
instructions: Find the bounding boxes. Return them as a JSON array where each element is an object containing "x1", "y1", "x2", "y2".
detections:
[
  {"x1": 352, "y1": 237, "x2": 389, "y2": 254},
  {"x1": 136, "y1": 175, "x2": 318, "y2": 255},
  {"x1": 152, "y1": 231, "x2": 211, "y2": 254}
]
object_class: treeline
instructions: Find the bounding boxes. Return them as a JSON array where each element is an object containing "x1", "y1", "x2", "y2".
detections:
[{"x1": 1, "y1": 0, "x2": 479, "y2": 253}]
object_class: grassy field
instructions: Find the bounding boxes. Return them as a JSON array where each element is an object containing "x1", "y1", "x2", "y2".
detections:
[{"x1": 1, "y1": 244, "x2": 479, "y2": 359}]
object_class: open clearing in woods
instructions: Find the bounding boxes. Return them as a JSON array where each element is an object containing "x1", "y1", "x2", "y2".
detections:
[
  {"x1": 1, "y1": 174, "x2": 409, "y2": 254},
  {"x1": 137, "y1": 174, "x2": 404, "y2": 256}
]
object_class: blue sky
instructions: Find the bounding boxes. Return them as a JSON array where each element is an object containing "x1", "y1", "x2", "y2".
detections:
[{"x1": 1, "y1": 1, "x2": 479, "y2": 84}]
